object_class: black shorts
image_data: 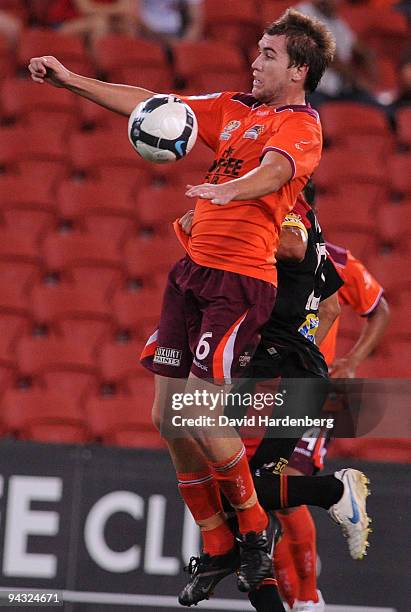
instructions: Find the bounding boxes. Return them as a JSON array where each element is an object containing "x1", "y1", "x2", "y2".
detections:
[{"x1": 230, "y1": 343, "x2": 331, "y2": 474}]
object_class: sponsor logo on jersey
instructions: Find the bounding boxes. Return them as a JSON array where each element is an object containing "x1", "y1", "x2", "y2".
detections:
[
  {"x1": 239, "y1": 352, "x2": 251, "y2": 367},
  {"x1": 298, "y1": 313, "x2": 319, "y2": 343},
  {"x1": 205, "y1": 147, "x2": 244, "y2": 182},
  {"x1": 256, "y1": 109, "x2": 270, "y2": 116},
  {"x1": 243, "y1": 124, "x2": 265, "y2": 140},
  {"x1": 153, "y1": 347, "x2": 182, "y2": 366},
  {"x1": 193, "y1": 358, "x2": 208, "y2": 371},
  {"x1": 219, "y1": 120, "x2": 241, "y2": 141}
]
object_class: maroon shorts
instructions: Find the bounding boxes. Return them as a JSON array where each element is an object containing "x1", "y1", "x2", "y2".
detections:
[
  {"x1": 140, "y1": 256, "x2": 276, "y2": 382},
  {"x1": 288, "y1": 430, "x2": 331, "y2": 475}
]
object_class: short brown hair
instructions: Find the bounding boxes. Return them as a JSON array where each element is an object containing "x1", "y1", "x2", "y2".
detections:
[{"x1": 265, "y1": 8, "x2": 336, "y2": 93}]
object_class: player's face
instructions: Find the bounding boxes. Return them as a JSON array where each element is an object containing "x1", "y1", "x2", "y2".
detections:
[{"x1": 252, "y1": 34, "x2": 297, "y2": 104}]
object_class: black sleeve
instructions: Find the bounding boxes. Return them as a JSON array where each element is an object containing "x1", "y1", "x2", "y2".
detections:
[{"x1": 321, "y1": 257, "x2": 344, "y2": 301}]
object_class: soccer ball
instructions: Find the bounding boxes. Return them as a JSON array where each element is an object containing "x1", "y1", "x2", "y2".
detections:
[{"x1": 128, "y1": 94, "x2": 198, "y2": 164}]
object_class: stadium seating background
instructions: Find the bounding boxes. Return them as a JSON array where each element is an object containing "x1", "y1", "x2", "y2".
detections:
[{"x1": 0, "y1": 0, "x2": 410, "y2": 461}]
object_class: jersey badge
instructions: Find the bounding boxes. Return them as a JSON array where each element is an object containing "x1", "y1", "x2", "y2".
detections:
[
  {"x1": 239, "y1": 352, "x2": 251, "y2": 367},
  {"x1": 220, "y1": 120, "x2": 241, "y2": 141},
  {"x1": 243, "y1": 124, "x2": 265, "y2": 140}
]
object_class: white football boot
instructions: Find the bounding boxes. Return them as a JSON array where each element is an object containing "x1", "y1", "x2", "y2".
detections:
[{"x1": 329, "y1": 468, "x2": 371, "y2": 560}]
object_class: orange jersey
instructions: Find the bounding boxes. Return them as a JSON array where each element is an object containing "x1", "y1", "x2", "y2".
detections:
[
  {"x1": 174, "y1": 92, "x2": 323, "y2": 284},
  {"x1": 320, "y1": 242, "x2": 384, "y2": 365}
]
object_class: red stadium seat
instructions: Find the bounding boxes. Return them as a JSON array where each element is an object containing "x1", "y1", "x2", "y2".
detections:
[
  {"x1": 343, "y1": 439, "x2": 411, "y2": 463},
  {"x1": 16, "y1": 332, "x2": 100, "y2": 379},
  {"x1": 30, "y1": 281, "x2": 115, "y2": 324},
  {"x1": 69, "y1": 130, "x2": 144, "y2": 178},
  {"x1": 376, "y1": 200, "x2": 411, "y2": 244},
  {"x1": 97, "y1": 336, "x2": 151, "y2": 389},
  {"x1": 314, "y1": 149, "x2": 385, "y2": 191},
  {"x1": 123, "y1": 236, "x2": 185, "y2": 283},
  {"x1": 94, "y1": 35, "x2": 172, "y2": 90},
  {"x1": 78, "y1": 97, "x2": 128, "y2": 131},
  {"x1": 361, "y1": 9, "x2": 409, "y2": 64},
  {"x1": 324, "y1": 228, "x2": 378, "y2": 264},
  {"x1": 15, "y1": 159, "x2": 69, "y2": 185},
  {"x1": 0, "y1": 34, "x2": 15, "y2": 81},
  {"x1": 385, "y1": 338, "x2": 411, "y2": 377},
  {"x1": 0, "y1": 208, "x2": 53, "y2": 264},
  {"x1": 2, "y1": 387, "x2": 90, "y2": 443},
  {"x1": 112, "y1": 287, "x2": 163, "y2": 333},
  {"x1": 1, "y1": 77, "x2": 78, "y2": 131},
  {"x1": 318, "y1": 189, "x2": 374, "y2": 237},
  {"x1": 374, "y1": 57, "x2": 398, "y2": 97},
  {"x1": 81, "y1": 213, "x2": 135, "y2": 244},
  {"x1": 85, "y1": 382, "x2": 163, "y2": 448},
  {"x1": 0, "y1": 313, "x2": 28, "y2": 367},
  {"x1": 339, "y1": 5, "x2": 374, "y2": 37},
  {"x1": 204, "y1": 0, "x2": 261, "y2": 51},
  {"x1": 319, "y1": 102, "x2": 390, "y2": 144},
  {"x1": 365, "y1": 249, "x2": 409, "y2": 298},
  {"x1": 388, "y1": 154, "x2": 411, "y2": 199},
  {"x1": 18, "y1": 28, "x2": 93, "y2": 75},
  {"x1": 259, "y1": 0, "x2": 291, "y2": 26},
  {"x1": 0, "y1": 261, "x2": 39, "y2": 314},
  {"x1": 395, "y1": 108, "x2": 411, "y2": 149},
  {"x1": 0, "y1": 171, "x2": 57, "y2": 214},
  {"x1": 42, "y1": 231, "x2": 125, "y2": 275},
  {"x1": 0, "y1": 125, "x2": 67, "y2": 169},
  {"x1": 56, "y1": 177, "x2": 144, "y2": 226},
  {"x1": 174, "y1": 40, "x2": 250, "y2": 94},
  {"x1": 134, "y1": 185, "x2": 188, "y2": 231},
  {"x1": 43, "y1": 370, "x2": 97, "y2": 403}
]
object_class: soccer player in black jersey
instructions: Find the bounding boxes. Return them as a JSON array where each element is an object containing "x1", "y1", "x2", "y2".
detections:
[{"x1": 179, "y1": 186, "x2": 371, "y2": 611}]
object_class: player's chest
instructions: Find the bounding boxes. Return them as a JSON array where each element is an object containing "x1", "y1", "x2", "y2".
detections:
[{"x1": 216, "y1": 109, "x2": 279, "y2": 156}]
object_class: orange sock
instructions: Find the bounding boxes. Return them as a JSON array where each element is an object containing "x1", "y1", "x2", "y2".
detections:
[
  {"x1": 279, "y1": 507, "x2": 318, "y2": 603},
  {"x1": 177, "y1": 470, "x2": 234, "y2": 556},
  {"x1": 211, "y1": 445, "x2": 268, "y2": 534},
  {"x1": 274, "y1": 529, "x2": 299, "y2": 608}
]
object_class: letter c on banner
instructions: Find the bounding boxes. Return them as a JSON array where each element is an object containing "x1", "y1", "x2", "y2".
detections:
[{"x1": 84, "y1": 491, "x2": 144, "y2": 572}]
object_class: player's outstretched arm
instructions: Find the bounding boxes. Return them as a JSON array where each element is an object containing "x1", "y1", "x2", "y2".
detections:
[
  {"x1": 28, "y1": 56, "x2": 154, "y2": 116},
  {"x1": 329, "y1": 296, "x2": 390, "y2": 378},
  {"x1": 186, "y1": 150, "x2": 293, "y2": 205}
]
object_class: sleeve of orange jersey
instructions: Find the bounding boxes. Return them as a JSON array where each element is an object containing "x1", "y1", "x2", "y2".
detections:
[
  {"x1": 178, "y1": 92, "x2": 231, "y2": 151},
  {"x1": 339, "y1": 251, "x2": 384, "y2": 315},
  {"x1": 261, "y1": 113, "x2": 322, "y2": 179}
]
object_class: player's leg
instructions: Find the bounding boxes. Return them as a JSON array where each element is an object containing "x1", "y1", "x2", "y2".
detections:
[
  {"x1": 275, "y1": 474, "x2": 321, "y2": 611},
  {"x1": 152, "y1": 374, "x2": 237, "y2": 555},
  {"x1": 274, "y1": 436, "x2": 329, "y2": 611},
  {"x1": 141, "y1": 258, "x2": 238, "y2": 604},
  {"x1": 177, "y1": 266, "x2": 278, "y2": 602},
  {"x1": 242, "y1": 356, "x2": 371, "y2": 562}
]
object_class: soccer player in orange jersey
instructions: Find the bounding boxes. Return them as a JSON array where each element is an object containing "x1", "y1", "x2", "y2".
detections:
[
  {"x1": 28, "y1": 10, "x2": 336, "y2": 605},
  {"x1": 273, "y1": 243, "x2": 389, "y2": 612}
]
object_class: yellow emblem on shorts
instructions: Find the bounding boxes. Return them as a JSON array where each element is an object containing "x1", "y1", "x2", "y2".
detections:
[{"x1": 298, "y1": 313, "x2": 319, "y2": 343}]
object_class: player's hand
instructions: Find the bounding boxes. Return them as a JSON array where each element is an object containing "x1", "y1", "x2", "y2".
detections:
[
  {"x1": 185, "y1": 182, "x2": 238, "y2": 205},
  {"x1": 329, "y1": 357, "x2": 357, "y2": 379},
  {"x1": 178, "y1": 210, "x2": 194, "y2": 235},
  {"x1": 28, "y1": 56, "x2": 72, "y2": 88}
]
